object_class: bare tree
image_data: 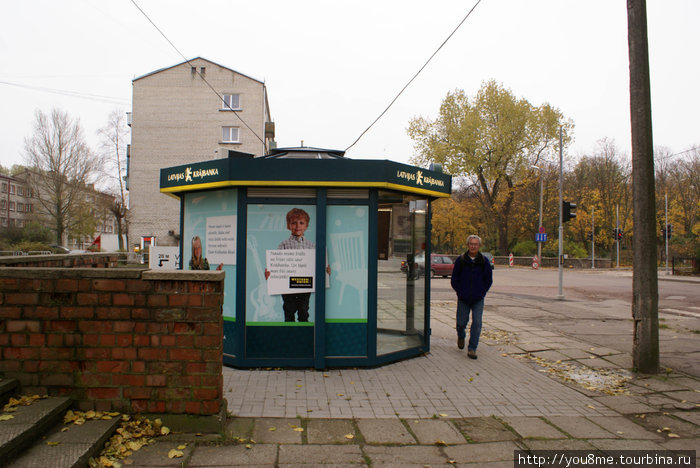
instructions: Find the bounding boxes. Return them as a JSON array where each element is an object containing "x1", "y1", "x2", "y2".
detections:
[
  {"x1": 98, "y1": 109, "x2": 130, "y2": 251},
  {"x1": 23, "y1": 109, "x2": 101, "y2": 245}
]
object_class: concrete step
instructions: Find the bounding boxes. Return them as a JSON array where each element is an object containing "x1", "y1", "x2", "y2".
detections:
[
  {"x1": 0, "y1": 378, "x2": 19, "y2": 405},
  {"x1": 0, "y1": 396, "x2": 71, "y2": 464},
  {"x1": 6, "y1": 416, "x2": 120, "y2": 468}
]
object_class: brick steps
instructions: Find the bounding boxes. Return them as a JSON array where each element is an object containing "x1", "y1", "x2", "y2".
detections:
[{"x1": 0, "y1": 378, "x2": 119, "y2": 468}]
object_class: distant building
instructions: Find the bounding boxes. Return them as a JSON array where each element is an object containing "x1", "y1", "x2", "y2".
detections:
[
  {"x1": 0, "y1": 173, "x2": 34, "y2": 229},
  {"x1": 5, "y1": 169, "x2": 120, "y2": 250},
  {"x1": 127, "y1": 57, "x2": 275, "y2": 248}
]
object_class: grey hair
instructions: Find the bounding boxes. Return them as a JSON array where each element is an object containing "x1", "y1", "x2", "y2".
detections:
[{"x1": 467, "y1": 235, "x2": 482, "y2": 245}]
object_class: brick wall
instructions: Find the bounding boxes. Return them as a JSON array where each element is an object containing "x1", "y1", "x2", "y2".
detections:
[{"x1": 0, "y1": 263, "x2": 224, "y2": 416}]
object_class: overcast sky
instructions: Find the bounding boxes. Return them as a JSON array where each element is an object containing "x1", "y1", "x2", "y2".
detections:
[{"x1": 2, "y1": 0, "x2": 698, "y2": 171}]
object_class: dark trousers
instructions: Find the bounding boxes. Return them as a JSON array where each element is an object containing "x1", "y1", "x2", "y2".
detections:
[{"x1": 282, "y1": 293, "x2": 310, "y2": 322}]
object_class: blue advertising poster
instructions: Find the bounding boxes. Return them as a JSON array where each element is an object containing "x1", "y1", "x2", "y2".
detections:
[
  {"x1": 326, "y1": 206, "x2": 368, "y2": 322},
  {"x1": 246, "y1": 204, "x2": 317, "y2": 324},
  {"x1": 183, "y1": 189, "x2": 237, "y2": 321}
]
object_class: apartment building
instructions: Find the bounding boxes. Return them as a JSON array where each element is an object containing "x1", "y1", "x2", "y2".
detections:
[
  {"x1": 3, "y1": 170, "x2": 119, "y2": 249},
  {"x1": 0, "y1": 174, "x2": 34, "y2": 229},
  {"x1": 127, "y1": 57, "x2": 274, "y2": 248}
]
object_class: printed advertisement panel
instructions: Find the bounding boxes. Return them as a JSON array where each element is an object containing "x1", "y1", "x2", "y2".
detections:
[
  {"x1": 246, "y1": 204, "x2": 318, "y2": 324},
  {"x1": 326, "y1": 205, "x2": 368, "y2": 321},
  {"x1": 183, "y1": 189, "x2": 237, "y2": 320}
]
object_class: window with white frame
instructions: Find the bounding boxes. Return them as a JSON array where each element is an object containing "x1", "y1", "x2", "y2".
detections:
[
  {"x1": 18, "y1": 186, "x2": 24, "y2": 196},
  {"x1": 10, "y1": 185, "x2": 15, "y2": 195},
  {"x1": 221, "y1": 94, "x2": 240, "y2": 110},
  {"x1": 222, "y1": 126, "x2": 240, "y2": 143},
  {"x1": 0, "y1": 200, "x2": 6, "y2": 210},
  {"x1": 9, "y1": 201, "x2": 14, "y2": 211}
]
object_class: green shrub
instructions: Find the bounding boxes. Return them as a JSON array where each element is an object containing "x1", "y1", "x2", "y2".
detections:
[
  {"x1": 12, "y1": 241, "x2": 53, "y2": 253},
  {"x1": 511, "y1": 240, "x2": 537, "y2": 256}
]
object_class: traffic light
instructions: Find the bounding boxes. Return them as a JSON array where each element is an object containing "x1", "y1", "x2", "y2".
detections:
[
  {"x1": 617, "y1": 229, "x2": 623, "y2": 241},
  {"x1": 586, "y1": 232, "x2": 593, "y2": 241},
  {"x1": 666, "y1": 224, "x2": 673, "y2": 239},
  {"x1": 563, "y1": 201, "x2": 577, "y2": 223}
]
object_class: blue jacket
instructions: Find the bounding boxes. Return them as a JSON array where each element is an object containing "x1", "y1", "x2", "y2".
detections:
[{"x1": 450, "y1": 252, "x2": 493, "y2": 304}]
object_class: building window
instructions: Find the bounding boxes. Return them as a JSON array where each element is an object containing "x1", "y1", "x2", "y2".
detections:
[
  {"x1": 222, "y1": 126, "x2": 240, "y2": 143},
  {"x1": 0, "y1": 217, "x2": 6, "y2": 226},
  {"x1": 221, "y1": 94, "x2": 241, "y2": 110},
  {"x1": 1, "y1": 183, "x2": 6, "y2": 192},
  {"x1": 0, "y1": 200, "x2": 5, "y2": 210},
  {"x1": 9, "y1": 201, "x2": 15, "y2": 211},
  {"x1": 18, "y1": 186, "x2": 24, "y2": 196},
  {"x1": 10, "y1": 185, "x2": 15, "y2": 195},
  {"x1": 17, "y1": 203, "x2": 23, "y2": 212}
]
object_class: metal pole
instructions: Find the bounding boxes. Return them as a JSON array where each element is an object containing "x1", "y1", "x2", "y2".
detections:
[
  {"x1": 557, "y1": 127, "x2": 564, "y2": 300},
  {"x1": 532, "y1": 166, "x2": 544, "y2": 264},
  {"x1": 665, "y1": 192, "x2": 668, "y2": 275},
  {"x1": 616, "y1": 204, "x2": 620, "y2": 269},
  {"x1": 591, "y1": 207, "x2": 595, "y2": 269}
]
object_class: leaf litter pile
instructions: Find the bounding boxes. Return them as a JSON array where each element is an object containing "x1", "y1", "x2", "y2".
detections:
[
  {"x1": 515, "y1": 353, "x2": 631, "y2": 395},
  {"x1": 62, "y1": 410, "x2": 174, "y2": 468},
  {"x1": 479, "y1": 326, "x2": 631, "y2": 396}
]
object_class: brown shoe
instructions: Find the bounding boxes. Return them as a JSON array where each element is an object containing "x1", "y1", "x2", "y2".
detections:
[
  {"x1": 457, "y1": 337, "x2": 465, "y2": 350},
  {"x1": 467, "y1": 350, "x2": 477, "y2": 360}
]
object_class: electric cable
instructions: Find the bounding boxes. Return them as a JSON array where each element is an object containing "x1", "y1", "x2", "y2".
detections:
[
  {"x1": 0, "y1": 80, "x2": 129, "y2": 105},
  {"x1": 129, "y1": 0, "x2": 265, "y2": 145},
  {"x1": 344, "y1": 0, "x2": 483, "y2": 153}
]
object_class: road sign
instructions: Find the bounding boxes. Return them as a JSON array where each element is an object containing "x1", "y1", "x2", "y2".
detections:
[
  {"x1": 538, "y1": 226, "x2": 546, "y2": 234},
  {"x1": 535, "y1": 233, "x2": 548, "y2": 242}
]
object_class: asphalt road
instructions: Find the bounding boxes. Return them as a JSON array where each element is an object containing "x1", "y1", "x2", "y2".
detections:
[
  {"x1": 430, "y1": 267, "x2": 700, "y2": 375},
  {"x1": 431, "y1": 266, "x2": 700, "y2": 316}
]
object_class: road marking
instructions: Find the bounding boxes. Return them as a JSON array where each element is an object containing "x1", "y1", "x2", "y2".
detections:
[
  {"x1": 665, "y1": 296, "x2": 686, "y2": 300},
  {"x1": 660, "y1": 308, "x2": 700, "y2": 319}
]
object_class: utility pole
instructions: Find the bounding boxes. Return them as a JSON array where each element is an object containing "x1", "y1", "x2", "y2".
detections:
[
  {"x1": 628, "y1": 0, "x2": 659, "y2": 373},
  {"x1": 557, "y1": 127, "x2": 564, "y2": 300},
  {"x1": 591, "y1": 207, "x2": 595, "y2": 269},
  {"x1": 665, "y1": 193, "x2": 668, "y2": 275},
  {"x1": 616, "y1": 204, "x2": 620, "y2": 269}
]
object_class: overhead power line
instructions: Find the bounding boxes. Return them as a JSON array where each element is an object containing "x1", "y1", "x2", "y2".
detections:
[
  {"x1": 0, "y1": 80, "x2": 129, "y2": 105},
  {"x1": 129, "y1": 0, "x2": 265, "y2": 145},
  {"x1": 344, "y1": 0, "x2": 483, "y2": 153}
]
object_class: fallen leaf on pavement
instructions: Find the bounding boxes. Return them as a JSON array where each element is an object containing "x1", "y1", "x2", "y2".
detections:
[{"x1": 168, "y1": 449, "x2": 184, "y2": 459}]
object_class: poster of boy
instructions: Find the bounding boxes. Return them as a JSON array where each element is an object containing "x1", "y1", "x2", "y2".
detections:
[{"x1": 265, "y1": 208, "x2": 330, "y2": 322}]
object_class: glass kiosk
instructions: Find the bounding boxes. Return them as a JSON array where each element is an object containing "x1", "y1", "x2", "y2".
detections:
[{"x1": 160, "y1": 147, "x2": 451, "y2": 368}]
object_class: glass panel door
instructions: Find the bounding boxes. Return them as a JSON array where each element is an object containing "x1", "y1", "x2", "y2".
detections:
[{"x1": 376, "y1": 192, "x2": 427, "y2": 355}]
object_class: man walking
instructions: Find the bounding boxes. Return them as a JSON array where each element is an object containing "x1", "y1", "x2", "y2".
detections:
[{"x1": 450, "y1": 235, "x2": 493, "y2": 359}]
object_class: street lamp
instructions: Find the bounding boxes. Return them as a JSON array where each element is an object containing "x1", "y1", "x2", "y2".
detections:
[{"x1": 531, "y1": 165, "x2": 544, "y2": 262}]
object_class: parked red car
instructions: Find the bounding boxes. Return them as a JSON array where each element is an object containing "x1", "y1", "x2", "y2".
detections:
[{"x1": 401, "y1": 253, "x2": 456, "y2": 278}]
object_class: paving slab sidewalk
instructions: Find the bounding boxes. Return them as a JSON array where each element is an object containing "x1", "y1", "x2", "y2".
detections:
[{"x1": 120, "y1": 297, "x2": 698, "y2": 466}]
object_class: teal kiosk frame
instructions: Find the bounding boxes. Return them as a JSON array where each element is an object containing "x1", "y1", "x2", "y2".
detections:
[{"x1": 160, "y1": 148, "x2": 451, "y2": 369}]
